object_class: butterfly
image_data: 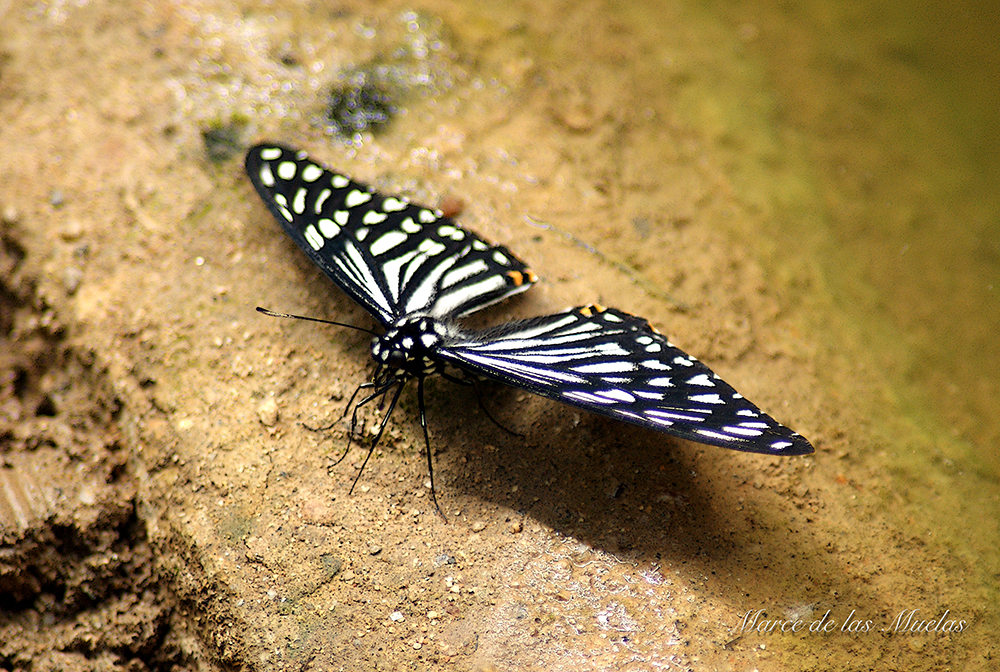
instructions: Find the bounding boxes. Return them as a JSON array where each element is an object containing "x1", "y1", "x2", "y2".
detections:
[{"x1": 245, "y1": 143, "x2": 813, "y2": 514}]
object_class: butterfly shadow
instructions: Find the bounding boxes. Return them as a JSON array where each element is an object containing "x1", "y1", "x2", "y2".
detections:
[{"x1": 425, "y1": 386, "x2": 862, "y2": 613}]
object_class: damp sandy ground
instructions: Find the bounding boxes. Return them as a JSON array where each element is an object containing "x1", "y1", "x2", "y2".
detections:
[{"x1": 2, "y1": 1, "x2": 997, "y2": 670}]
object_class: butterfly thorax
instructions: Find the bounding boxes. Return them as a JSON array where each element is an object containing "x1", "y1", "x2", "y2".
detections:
[{"x1": 371, "y1": 315, "x2": 452, "y2": 381}]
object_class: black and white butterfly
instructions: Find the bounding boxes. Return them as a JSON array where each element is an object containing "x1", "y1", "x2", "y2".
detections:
[{"x1": 246, "y1": 144, "x2": 813, "y2": 513}]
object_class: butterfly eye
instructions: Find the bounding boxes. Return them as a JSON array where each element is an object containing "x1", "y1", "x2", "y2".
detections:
[{"x1": 385, "y1": 349, "x2": 407, "y2": 370}]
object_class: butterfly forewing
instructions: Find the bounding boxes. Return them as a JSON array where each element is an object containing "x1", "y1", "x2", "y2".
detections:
[
  {"x1": 439, "y1": 305, "x2": 812, "y2": 455},
  {"x1": 245, "y1": 144, "x2": 536, "y2": 326}
]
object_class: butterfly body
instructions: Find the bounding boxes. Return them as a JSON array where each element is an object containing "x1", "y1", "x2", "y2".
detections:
[
  {"x1": 371, "y1": 314, "x2": 452, "y2": 378},
  {"x1": 245, "y1": 143, "x2": 813, "y2": 512}
]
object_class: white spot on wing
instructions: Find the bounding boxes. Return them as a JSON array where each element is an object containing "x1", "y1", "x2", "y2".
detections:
[
  {"x1": 318, "y1": 218, "x2": 340, "y2": 238},
  {"x1": 363, "y1": 210, "x2": 388, "y2": 225},
  {"x1": 272, "y1": 194, "x2": 292, "y2": 222},
  {"x1": 370, "y1": 230, "x2": 408, "y2": 255},
  {"x1": 277, "y1": 161, "x2": 297, "y2": 181},
  {"x1": 595, "y1": 389, "x2": 636, "y2": 403},
  {"x1": 427, "y1": 275, "x2": 506, "y2": 316},
  {"x1": 441, "y1": 259, "x2": 488, "y2": 288},
  {"x1": 314, "y1": 189, "x2": 331, "y2": 213},
  {"x1": 646, "y1": 409, "x2": 705, "y2": 422},
  {"x1": 304, "y1": 225, "x2": 324, "y2": 250},
  {"x1": 331, "y1": 174, "x2": 350, "y2": 188},
  {"x1": 417, "y1": 238, "x2": 446, "y2": 256},
  {"x1": 259, "y1": 147, "x2": 282, "y2": 160},
  {"x1": 345, "y1": 189, "x2": 372, "y2": 208},
  {"x1": 292, "y1": 188, "x2": 307, "y2": 214},
  {"x1": 382, "y1": 197, "x2": 407, "y2": 212},
  {"x1": 571, "y1": 361, "x2": 636, "y2": 374},
  {"x1": 301, "y1": 164, "x2": 324, "y2": 182},
  {"x1": 259, "y1": 164, "x2": 275, "y2": 187},
  {"x1": 724, "y1": 426, "x2": 764, "y2": 437},
  {"x1": 696, "y1": 429, "x2": 738, "y2": 442},
  {"x1": 634, "y1": 390, "x2": 664, "y2": 400}
]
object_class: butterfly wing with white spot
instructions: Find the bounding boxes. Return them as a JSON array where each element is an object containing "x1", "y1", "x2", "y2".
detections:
[
  {"x1": 246, "y1": 144, "x2": 537, "y2": 326},
  {"x1": 439, "y1": 305, "x2": 813, "y2": 455}
]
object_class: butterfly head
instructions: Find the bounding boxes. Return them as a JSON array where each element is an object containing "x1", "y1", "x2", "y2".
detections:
[{"x1": 371, "y1": 315, "x2": 449, "y2": 381}]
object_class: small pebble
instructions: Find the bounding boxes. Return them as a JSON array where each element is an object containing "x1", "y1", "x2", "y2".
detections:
[
  {"x1": 470, "y1": 520, "x2": 487, "y2": 532},
  {"x1": 63, "y1": 266, "x2": 83, "y2": 294},
  {"x1": 61, "y1": 218, "x2": 84, "y2": 241},
  {"x1": 257, "y1": 397, "x2": 279, "y2": 426}
]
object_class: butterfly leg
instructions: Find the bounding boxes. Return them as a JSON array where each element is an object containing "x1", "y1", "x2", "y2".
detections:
[
  {"x1": 304, "y1": 381, "x2": 376, "y2": 435},
  {"x1": 348, "y1": 381, "x2": 405, "y2": 495},
  {"x1": 317, "y1": 382, "x2": 376, "y2": 471},
  {"x1": 342, "y1": 381, "x2": 376, "y2": 426},
  {"x1": 337, "y1": 379, "x2": 394, "y2": 465},
  {"x1": 416, "y1": 375, "x2": 447, "y2": 522},
  {"x1": 440, "y1": 371, "x2": 522, "y2": 438}
]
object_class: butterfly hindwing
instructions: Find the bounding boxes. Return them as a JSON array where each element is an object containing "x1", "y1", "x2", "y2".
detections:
[
  {"x1": 439, "y1": 305, "x2": 812, "y2": 455},
  {"x1": 245, "y1": 143, "x2": 536, "y2": 326}
]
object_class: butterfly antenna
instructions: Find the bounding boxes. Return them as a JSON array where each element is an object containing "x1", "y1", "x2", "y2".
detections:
[{"x1": 257, "y1": 306, "x2": 378, "y2": 335}]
